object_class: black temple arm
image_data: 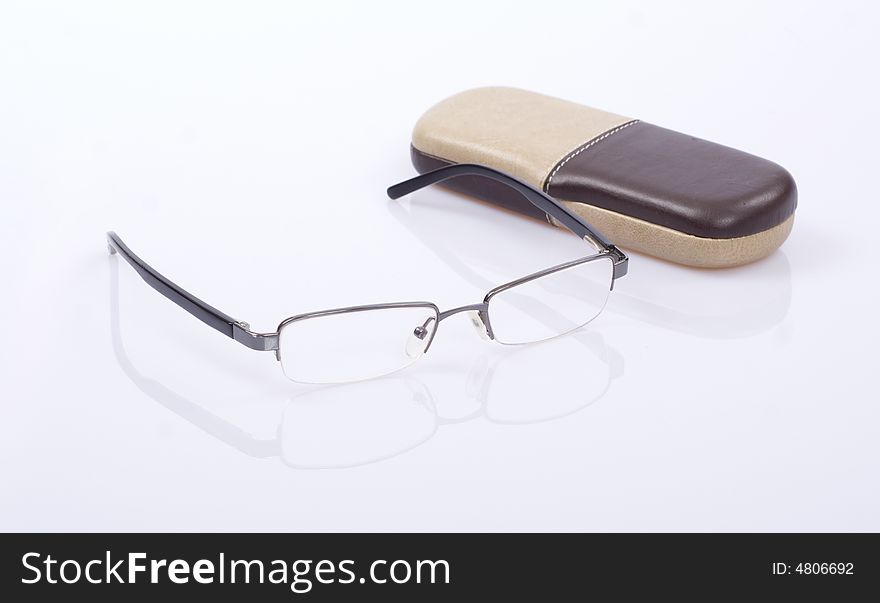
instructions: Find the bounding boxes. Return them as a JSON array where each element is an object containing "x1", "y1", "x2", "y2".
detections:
[
  {"x1": 106, "y1": 231, "x2": 277, "y2": 351},
  {"x1": 387, "y1": 163, "x2": 628, "y2": 279}
]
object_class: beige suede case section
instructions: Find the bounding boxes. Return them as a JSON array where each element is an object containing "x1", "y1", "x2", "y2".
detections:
[
  {"x1": 412, "y1": 86, "x2": 793, "y2": 267},
  {"x1": 412, "y1": 87, "x2": 632, "y2": 189}
]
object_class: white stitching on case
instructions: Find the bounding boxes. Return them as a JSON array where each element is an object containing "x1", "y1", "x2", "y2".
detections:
[{"x1": 544, "y1": 120, "x2": 640, "y2": 192}]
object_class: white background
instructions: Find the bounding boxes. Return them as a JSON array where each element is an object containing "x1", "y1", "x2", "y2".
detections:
[{"x1": 1, "y1": 0, "x2": 878, "y2": 531}]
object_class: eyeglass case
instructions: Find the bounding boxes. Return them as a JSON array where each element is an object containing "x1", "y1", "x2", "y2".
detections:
[{"x1": 409, "y1": 87, "x2": 797, "y2": 267}]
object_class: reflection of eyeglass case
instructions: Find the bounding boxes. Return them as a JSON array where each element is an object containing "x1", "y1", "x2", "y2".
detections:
[{"x1": 410, "y1": 87, "x2": 796, "y2": 268}]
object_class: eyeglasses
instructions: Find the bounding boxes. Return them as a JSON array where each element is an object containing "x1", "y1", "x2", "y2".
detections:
[{"x1": 108, "y1": 163, "x2": 628, "y2": 384}]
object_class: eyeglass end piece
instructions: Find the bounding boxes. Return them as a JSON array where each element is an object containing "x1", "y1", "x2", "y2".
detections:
[
  {"x1": 232, "y1": 321, "x2": 279, "y2": 352},
  {"x1": 607, "y1": 245, "x2": 629, "y2": 280}
]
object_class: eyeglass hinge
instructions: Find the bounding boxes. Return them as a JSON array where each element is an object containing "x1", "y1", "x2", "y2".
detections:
[
  {"x1": 605, "y1": 245, "x2": 629, "y2": 280},
  {"x1": 232, "y1": 321, "x2": 279, "y2": 352}
]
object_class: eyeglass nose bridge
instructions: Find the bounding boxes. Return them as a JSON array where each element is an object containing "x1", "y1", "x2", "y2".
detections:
[{"x1": 435, "y1": 303, "x2": 494, "y2": 343}]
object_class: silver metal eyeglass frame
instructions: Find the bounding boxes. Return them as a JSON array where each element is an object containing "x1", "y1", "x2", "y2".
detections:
[{"x1": 107, "y1": 163, "x2": 628, "y2": 378}]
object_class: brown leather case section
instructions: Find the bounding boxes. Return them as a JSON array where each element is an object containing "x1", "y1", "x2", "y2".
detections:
[
  {"x1": 412, "y1": 122, "x2": 797, "y2": 240},
  {"x1": 545, "y1": 121, "x2": 797, "y2": 238}
]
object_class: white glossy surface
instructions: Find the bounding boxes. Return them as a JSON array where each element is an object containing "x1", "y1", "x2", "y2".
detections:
[{"x1": 1, "y1": 1, "x2": 878, "y2": 531}]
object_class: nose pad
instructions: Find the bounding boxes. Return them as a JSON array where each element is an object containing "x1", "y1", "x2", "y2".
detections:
[
  {"x1": 467, "y1": 310, "x2": 490, "y2": 341},
  {"x1": 405, "y1": 316, "x2": 436, "y2": 358}
]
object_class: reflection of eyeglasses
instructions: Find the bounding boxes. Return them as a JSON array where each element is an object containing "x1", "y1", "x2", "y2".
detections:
[{"x1": 108, "y1": 163, "x2": 629, "y2": 384}]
